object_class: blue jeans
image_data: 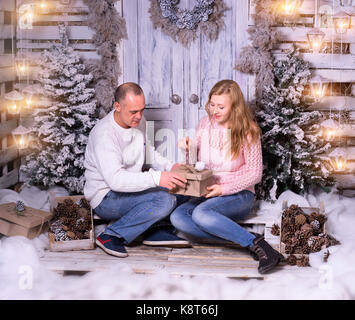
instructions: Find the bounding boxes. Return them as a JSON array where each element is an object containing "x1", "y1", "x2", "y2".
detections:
[
  {"x1": 170, "y1": 190, "x2": 256, "y2": 248},
  {"x1": 94, "y1": 187, "x2": 177, "y2": 244}
]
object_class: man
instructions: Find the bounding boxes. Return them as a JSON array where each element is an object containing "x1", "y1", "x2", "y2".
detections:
[{"x1": 84, "y1": 82, "x2": 189, "y2": 257}]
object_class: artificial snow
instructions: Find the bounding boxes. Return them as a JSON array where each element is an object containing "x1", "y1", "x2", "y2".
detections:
[{"x1": 0, "y1": 186, "x2": 354, "y2": 300}]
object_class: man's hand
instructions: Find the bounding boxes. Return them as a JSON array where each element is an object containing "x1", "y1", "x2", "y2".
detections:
[
  {"x1": 159, "y1": 171, "x2": 187, "y2": 191},
  {"x1": 205, "y1": 184, "x2": 222, "y2": 198},
  {"x1": 170, "y1": 163, "x2": 185, "y2": 171}
]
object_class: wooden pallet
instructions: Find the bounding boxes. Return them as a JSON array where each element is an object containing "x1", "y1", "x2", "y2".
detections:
[
  {"x1": 39, "y1": 208, "x2": 307, "y2": 279},
  {"x1": 39, "y1": 243, "x2": 262, "y2": 278}
]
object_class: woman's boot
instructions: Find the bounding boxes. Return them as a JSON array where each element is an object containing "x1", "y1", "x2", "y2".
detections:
[{"x1": 249, "y1": 234, "x2": 284, "y2": 274}]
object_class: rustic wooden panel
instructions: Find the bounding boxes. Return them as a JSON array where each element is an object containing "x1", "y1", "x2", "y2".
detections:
[
  {"x1": 277, "y1": 27, "x2": 355, "y2": 43},
  {"x1": 0, "y1": 66, "x2": 15, "y2": 82},
  {"x1": 0, "y1": 167, "x2": 18, "y2": 188},
  {"x1": 0, "y1": 25, "x2": 12, "y2": 39},
  {"x1": 274, "y1": 52, "x2": 355, "y2": 70},
  {"x1": 333, "y1": 174, "x2": 355, "y2": 188},
  {"x1": 313, "y1": 69, "x2": 355, "y2": 82},
  {"x1": 16, "y1": 26, "x2": 93, "y2": 40},
  {"x1": 309, "y1": 96, "x2": 355, "y2": 111},
  {"x1": 0, "y1": 54, "x2": 13, "y2": 67},
  {"x1": 0, "y1": 0, "x2": 15, "y2": 11},
  {"x1": 17, "y1": 40, "x2": 95, "y2": 50},
  {"x1": 39, "y1": 244, "x2": 265, "y2": 279},
  {"x1": 0, "y1": 146, "x2": 17, "y2": 166},
  {"x1": 0, "y1": 118, "x2": 17, "y2": 139}
]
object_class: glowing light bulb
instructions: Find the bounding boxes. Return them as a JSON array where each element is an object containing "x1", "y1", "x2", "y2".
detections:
[
  {"x1": 284, "y1": 4, "x2": 292, "y2": 14},
  {"x1": 25, "y1": 98, "x2": 32, "y2": 108},
  {"x1": 18, "y1": 136, "x2": 25, "y2": 149},
  {"x1": 326, "y1": 129, "x2": 335, "y2": 140}
]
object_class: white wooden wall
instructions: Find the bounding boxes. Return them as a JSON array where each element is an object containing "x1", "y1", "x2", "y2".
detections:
[
  {"x1": 0, "y1": 0, "x2": 18, "y2": 189},
  {"x1": 249, "y1": 0, "x2": 355, "y2": 196},
  {"x1": 0, "y1": 0, "x2": 354, "y2": 196}
]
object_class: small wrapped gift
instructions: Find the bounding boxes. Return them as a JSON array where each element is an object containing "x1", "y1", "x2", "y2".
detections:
[
  {"x1": 0, "y1": 202, "x2": 52, "y2": 239},
  {"x1": 171, "y1": 164, "x2": 214, "y2": 197}
]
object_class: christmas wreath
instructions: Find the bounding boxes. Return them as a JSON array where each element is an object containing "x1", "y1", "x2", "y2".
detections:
[{"x1": 149, "y1": 0, "x2": 229, "y2": 48}]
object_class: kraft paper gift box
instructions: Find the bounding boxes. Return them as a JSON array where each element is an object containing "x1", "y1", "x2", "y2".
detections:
[
  {"x1": 0, "y1": 202, "x2": 52, "y2": 239},
  {"x1": 170, "y1": 165, "x2": 214, "y2": 197}
]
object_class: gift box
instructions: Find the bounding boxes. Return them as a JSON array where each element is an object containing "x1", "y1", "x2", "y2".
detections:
[
  {"x1": 171, "y1": 165, "x2": 214, "y2": 197},
  {"x1": 0, "y1": 202, "x2": 52, "y2": 239}
]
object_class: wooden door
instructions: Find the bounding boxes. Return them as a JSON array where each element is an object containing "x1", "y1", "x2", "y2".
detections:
[{"x1": 121, "y1": 0, "x2": 249, "y2": 163}]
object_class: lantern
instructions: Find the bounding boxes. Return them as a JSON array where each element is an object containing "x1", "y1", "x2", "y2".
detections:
[
  {"x1": 37, "y1": 0, "x2": 50, "y2": 14},
  {"x1": 18, "y1": 3, "x2": 34, "y2": 30},
  {"x1": 4, "y1": 90, "x2": 24, "y2": 114},
  {"x1": 328, "y1": 148, "x2": 348, "y2": 172},
  {"x1": 282, "y1": 0, "x2": 303, "y2": 16},
  {"x1": 307, "y1": 28, "x2": 326, "y2": 53},
  {"x1": 22, "y1": 84, "x2": 41, "y2": 110},
  {"x1": 12, "y1": 125, "x2": 31, "y2": 150},
  {"x1": 333, "y1": 11, "x2": 351, "y2": 34},
  {"x1": 321, "y1": 119, "x2": 339, "y2": 141},
  {"x1": 15, "y1": 57, "x2": 30, "y2": 78},
  {"x1": 309, "y1": 75, "x2": 328, "y2": 101}
]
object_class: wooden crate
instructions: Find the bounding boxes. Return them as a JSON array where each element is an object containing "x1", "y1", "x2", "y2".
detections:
[
  {"x1": 279, "y1": 200, "x2": 325, "y2": 257},
  {"x1": 48, "y1": 193, "x2": 95, "y2": 252}
]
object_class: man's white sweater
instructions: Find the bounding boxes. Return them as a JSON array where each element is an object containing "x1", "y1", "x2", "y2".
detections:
[{"x1": 84, "y1": 110, "x2": 173, "y2": 209}]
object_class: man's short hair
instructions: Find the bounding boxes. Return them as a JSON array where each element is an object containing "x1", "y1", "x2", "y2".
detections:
[{"x1": 114, "y1": 82, "x2": 143, "y2": 103}]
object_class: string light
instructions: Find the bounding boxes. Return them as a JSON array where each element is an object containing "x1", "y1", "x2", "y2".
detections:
[
  {"x1": 332, "y1": 10, "x2": 351, "y2": 34},
  {"x1": 309, "y1": 75, "x2": 328, "y2": 101},
  {"x1": 307, "y1": 28, "x2": 326, "y2": 53},
  {"x1": 281, "y1": 0, "x2": 302, "y2": 16},
  {"x1": 12, "y1": 125, "x2": 31, "y2": 150}
]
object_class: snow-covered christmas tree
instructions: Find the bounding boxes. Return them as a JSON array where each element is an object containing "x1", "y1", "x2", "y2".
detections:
[
  {"x1": 21, "y1": 24, "x2": 98, "y2": 194},
  {"x1": 256, "y1": 48, "x2": 335, "y2": 201}
]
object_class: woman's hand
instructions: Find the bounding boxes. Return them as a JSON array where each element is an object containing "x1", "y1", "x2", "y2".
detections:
[
  {"x1": 205, "y1": 184, "x2": 222, "y2": 198},
  {"x1": 178, "y1": 136, "x2": 190, "y2": 150}
]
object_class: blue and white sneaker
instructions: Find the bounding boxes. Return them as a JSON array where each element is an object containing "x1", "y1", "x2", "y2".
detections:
[
  {"x1": 143, "y1": 228, "x2": 191, "y2": 247},
  {"x1": 96, "y1": 233, "x2": 128, "y2": 257}
]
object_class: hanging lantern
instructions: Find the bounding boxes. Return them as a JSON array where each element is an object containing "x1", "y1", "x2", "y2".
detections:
[
  {"x1": 333, "y1": 11, "x2": 351, "y2": 34},
  {"x1": 22, "y1": 84, "x2": 41, "y2": 110},
  {"x1": 282, "y1": 0, "x2": 303, "y2": 15},
  {"x1": 37, "y1": 0, "x2": 50, "y2": 14},
  {"x1": 328, "y1": 148, "x2": 348, "y2": 172},
  {"x1": 307, "y1": 28, "x2": 326, "y2": 53},
  {"x1": 321, "y1": 119, "x2": 339, "y2": 140},
  {"x1": 309, "y1": 75, "x2": 328, "y2": 101},
  {"x1": 15, "y1": 57, "x2": 29, "y2": 78},
  {"x1": 12, "y1": 125, "x2": 31, "y2": 150},
  {"x1": 4, "y1": 90, "x2": 24, "y2": 114},
  {"x1": 18, "y1": 4, "x2": 34, "y2": 30}
]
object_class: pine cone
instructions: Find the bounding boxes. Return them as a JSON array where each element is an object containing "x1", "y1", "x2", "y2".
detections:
[
  {"x1": 295, "y1": 214, "x2": 307, "y2": 227},
  {"x1": 271, "y1": 224, "x2": 280, "y2": 236}
]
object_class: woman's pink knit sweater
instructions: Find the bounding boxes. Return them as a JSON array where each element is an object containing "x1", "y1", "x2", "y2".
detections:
[{"x1": 194, "y1": 116, "x2": 263, "y2": 196}]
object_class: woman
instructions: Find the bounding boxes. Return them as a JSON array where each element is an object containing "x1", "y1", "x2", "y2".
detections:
[{"x1": 171, "y1": 80, "x2": 284, "y2": 274}]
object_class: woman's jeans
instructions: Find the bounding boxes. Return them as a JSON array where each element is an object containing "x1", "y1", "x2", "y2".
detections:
[
  {"x1": 170, "y1": 190, "x2": 256, "y2": 248},
  {"x1": 94, "y1": 187, "x2": 176, "y2": 244}
]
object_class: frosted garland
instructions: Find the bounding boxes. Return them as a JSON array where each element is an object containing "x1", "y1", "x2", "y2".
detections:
[
  {"x1": 159, "y1": 0, "x2": 214, "y2": 29},
  {"x1": 83, "y1": 0, "x2": 127, "y2": 116},
  {"x1": 149, "y1": 0, "x2": 228, "y2": 48}
]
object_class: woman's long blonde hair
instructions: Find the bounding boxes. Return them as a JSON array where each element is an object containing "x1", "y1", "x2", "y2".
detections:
[{"x1": 205, "y1": 80, "x2": 261, "y2": 159}]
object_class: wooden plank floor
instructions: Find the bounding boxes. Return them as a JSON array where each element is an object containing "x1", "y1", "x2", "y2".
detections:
[{"x1": 39, "y1": 242, "x2": 309, "y2": 280}]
